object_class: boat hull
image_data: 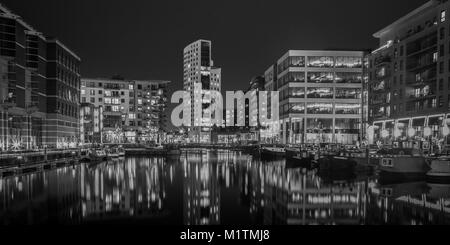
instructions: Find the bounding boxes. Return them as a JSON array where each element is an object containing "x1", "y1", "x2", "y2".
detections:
[
  {"x1": 426, "y1": 159, "x2": 450, "y2": 183},
  {"x1": 318, "y1": 156, "x2": 356, "y2": 172},
  {"x1": 378, "y1": 157, "x2": 429, "y2": 174},
  {"x1": 286, "y1": 156, "x2": 313, "y2": 169},
  {"x1": 260, "y1": 148, "x2": 285, "y2": 160},
  {"x1": 285, "y1": 148, "x2": 300, "y2": 159},
  {"x1": 108, "y1": 153, "x2": 119, "y2": 158},
  {"x1": 378, "y1": 171, "x2": 427, "y2": 184}
]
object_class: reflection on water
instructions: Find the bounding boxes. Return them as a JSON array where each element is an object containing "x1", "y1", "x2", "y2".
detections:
[{"x1": 0, "y1": 150, "x2": 449, "y2": 225}]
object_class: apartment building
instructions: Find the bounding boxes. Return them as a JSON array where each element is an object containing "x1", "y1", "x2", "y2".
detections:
[
  {"x1": 80, "y1": 77, "x2": 169, "y2": 143},
  {"x1": 368, "y1": 0, "x2": 450, "y2": 149}
]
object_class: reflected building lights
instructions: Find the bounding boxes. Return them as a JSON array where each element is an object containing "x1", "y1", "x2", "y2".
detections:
[{"x1": 0, "y1": 151, "x2": 450, "y2": 224}]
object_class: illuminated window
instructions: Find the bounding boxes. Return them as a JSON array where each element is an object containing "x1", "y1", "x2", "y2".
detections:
[
  {"x1": 81, "y1": 89, "x2": 85, "y2": 95},
  {"x1": 112, "y1": 106, "x2": 119, "y2": 112},
  {"x1": 129, "y1": 113, "x2": 136, "y2": 119},
  {"x1": 112, "y1": 98, "x2": 120, "y2": 104},
  {"x1": 441, "y1": 10, "x2": 446, "y2": 22}
]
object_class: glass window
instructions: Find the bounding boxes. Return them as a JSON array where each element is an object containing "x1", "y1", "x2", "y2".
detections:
[
  {"x1": 307, "y1": 87, "x2": 333, "y2": 98},
  {"x1": 307, "y1": 56, "x2": 334, "y2": 67},
  {"x1": 289, "y1": 56, "x2": 305, "y2": 67},
  {"x1": 335, "y1": 103, "x2": 361, "y2": 114},
  {"x1": 306, "y1": 118, "x2": 333, "y2": 133},
  {"x1": 335, "y1": 88, "x2": 361, "y2": 99},
  {"x1": 307, "y1": 103, "x2": 333, "y2": 114},
  {"x1": 279, "y1": 72, "x2": 305, "y2": 86},
  {"x1": 289, "y1": 87, "x2": 305, "y2": 98},
  {"x1": 335, "y1": 118, "x2": 360, "y2": 134},
  {"x1": 335, "y1": 72, "x2": 362, "y2": 83},
  {"x1": 286, "y1": 103, "x2": 305, "y2": 113},
  {"x1": 376, "y1": 67, "x2": 386, "y2": 78},
  {"x1": 441, "y1": 10, "x2": 446, "y2": 22},
  {"x1": 335, "y1": 57, "x2": 362, "y2": 68},
  {"x1": 308, "y1": 72, "x2": 334, "y2": 83}
]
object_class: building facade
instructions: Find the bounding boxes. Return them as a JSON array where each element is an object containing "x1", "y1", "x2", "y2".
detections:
[
  {"x1": 79, "y1": 102, "x2": 103, "y2": 145},
  {"x1": 368, "y1": 0, "x2": 450, "y2": 150},
  {"x1": 243, "y1": 76, "x2": 266, "y2": 141},
  {"x1": 80, "y1": 78, "x2": 169, "y2": 144},
  {"x1": 183, "y1": 39, "x2": 221, "y2": 143},
  {"x1": 261, "y1": 64, "x2": 281, "y2": 142},
  {"x1": 0, "y1": 4, "x2": 80, "y2": 150},
  {"x1": 270, "y1": 50, "x2": 364, "y2": 145}
]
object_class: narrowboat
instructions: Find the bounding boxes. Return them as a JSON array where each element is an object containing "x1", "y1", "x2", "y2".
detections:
[
  {"x1": 260, "y1": 145, "x2": 285, "y2": 160},
  {"x1": 377, "y1": 148, "x2": 430, "y2": 182},
  {"x1": 317, "y1": 155, "x2": 357, "y2": 172},
  {"x1": 427, "y1": 156, "x2": 450, "y2": 183}
]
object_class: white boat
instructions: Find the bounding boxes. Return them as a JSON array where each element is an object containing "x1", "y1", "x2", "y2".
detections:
[{"x1": 427, "y1": 156, "x2": 450, "y2": 183}]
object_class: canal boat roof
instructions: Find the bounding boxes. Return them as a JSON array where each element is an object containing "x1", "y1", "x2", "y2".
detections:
[{"x1": 376, "y1": 148, "x2": 423, "y2": 156}]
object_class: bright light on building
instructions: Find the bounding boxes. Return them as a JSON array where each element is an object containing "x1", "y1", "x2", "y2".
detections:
[
  {"x1": 393, "y1": 128, "x2": 401, "y2": 138},
  {"x1": 407, "y1": 128, "x2": 416, "y2": 137},
  {"x1": 381, "y1": 129, "x2": 389, "y2": 138},
  {"x1": 423, "y1": 127, "x2": 432, "y2": 137},
  {"x1": 443, "y1": 126, "x2": 450, "y2": 136}
]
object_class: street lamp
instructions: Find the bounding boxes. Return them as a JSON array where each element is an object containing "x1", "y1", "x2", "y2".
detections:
[
  {"x1": 424, "y1": 126, "x2": 432, "y2": 154},
  {"x1": 393, "y1": 128, "x2": 401, "y2": 138},
  {"x1": 381, "y1": 129, "x2": 389, "y2": 146},
  {"x1": 407, "y1": 128, "x2": 416, "y2": 138},
  {"x1": 381, "y1": 129, "x2": 389, "y2": 138},
  {"x1": 423, "y1": 127, "x2": 432, "y2": 137},
  {"x1": 442, "y1": 126, "x2": 450, "y2": 137}
]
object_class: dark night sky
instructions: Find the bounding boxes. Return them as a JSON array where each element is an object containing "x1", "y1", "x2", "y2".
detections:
[{"x1": 2, "y1": 0, "x2": 428, "y2": 98}]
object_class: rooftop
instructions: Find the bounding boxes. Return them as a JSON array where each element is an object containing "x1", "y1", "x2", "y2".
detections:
[
  {"x1": 373, "y1": 0, "x2": 438, "y2": 38},
  {"x1": 0, "y1": 3, "x2": 80, "y2": 60}
]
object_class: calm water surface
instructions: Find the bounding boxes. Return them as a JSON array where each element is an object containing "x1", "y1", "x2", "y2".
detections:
[{"x1": 1, "y1": 150, "x2": 449, "y2": 225}]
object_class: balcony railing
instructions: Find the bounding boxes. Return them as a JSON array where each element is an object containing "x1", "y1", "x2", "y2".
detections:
[
  {"x1": 374, "y1": 55, "x2": 392, "y2": 66},
  {"x1": 408, "y1": 93, "x2": 435, "y2": 100}
]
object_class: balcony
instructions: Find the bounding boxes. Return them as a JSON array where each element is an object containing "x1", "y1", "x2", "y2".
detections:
[
  {"x1": 374, "y1": 55, "x2": 392, "y2": 66},
  {"x1": 406, "y1": 60, "x2": 436, "y2": 72},
  {"x1": 370, "y1": 98, "x2": 388, "y2": 105},
  {"x1": 408, "y1": 93, "x2": 435, "y2": 101},
  {"x1": 406, "y1": 32, "x2": 437, "y2": 56}
]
